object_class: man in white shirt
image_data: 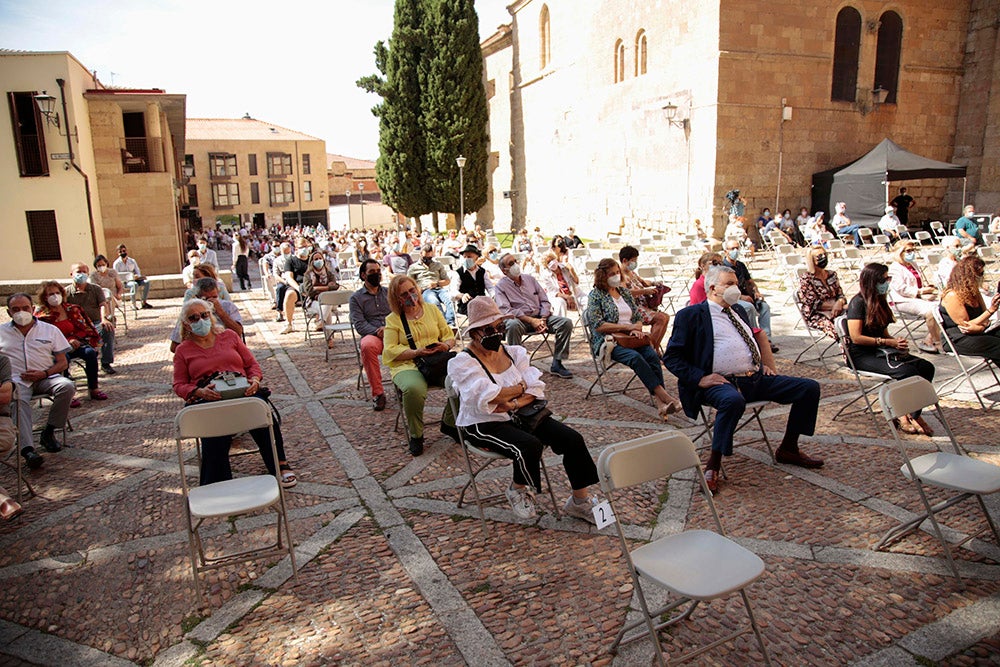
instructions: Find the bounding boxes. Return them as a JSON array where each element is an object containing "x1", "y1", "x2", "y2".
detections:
[
  {"x1": 878, "y1": 204, "x2": 910, "y2": 245},
  {"x1": 0, "y1": 293, "x2": 77, "y2": 468},
  {"x1": 112, "y1": 244, "x2": 153, "y2": 309},
  {"x1": 194, "y1": 236, "x2": 220, "y2": 270},
  {"x1": 664, "y1": 266, "x2": 823, "y2": 493}
]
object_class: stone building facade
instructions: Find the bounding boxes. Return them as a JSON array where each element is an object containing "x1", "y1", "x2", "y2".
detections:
[{"x1": 483, "y1": 0, "x2": 997, "y2": 238}]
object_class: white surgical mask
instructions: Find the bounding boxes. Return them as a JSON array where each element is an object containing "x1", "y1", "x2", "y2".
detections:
[
  {"x1": 728, "y1": 249, "x2": 740, "y2": 261},
  {"x1": 722, "y1": 285, "x2": 742, "y2": 306},
  {"x1": 47, "y1": 293, "x2": 63, "y2": 307},
  {"x1": 626, "y1": 261, "x2": 637, "y2": 272},
  {"x1": 198, "y1": 243, "x2": 207, "y2": 251},
  {"x1": 97, "y1": 265, "x2": 108, "y2": 273},
  {"x1": 72, "y1": 272, "x2": 88, "y2": 283},
  {"x1": 608, "y1": 275, "x2": 622, "y2": 288},
  {"x1": 11, "y1": 311, "x2": 32, "y2": 326},
  {"x1": 506, "y1": 264, "x2": 521, "y2": 279}
]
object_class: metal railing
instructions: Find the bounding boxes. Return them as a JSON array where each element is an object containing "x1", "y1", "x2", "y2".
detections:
[{"x1": 120, "y1": 137, "x2": 164, "y2": 173}]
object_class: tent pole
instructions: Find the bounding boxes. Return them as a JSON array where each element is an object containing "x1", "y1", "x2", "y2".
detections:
[
  {"x1": 885, "y1": 172, "x2": 889, "y2": 206},
  {"x1": 962, "y1": 177, "x2": 967, "y2": 208}
]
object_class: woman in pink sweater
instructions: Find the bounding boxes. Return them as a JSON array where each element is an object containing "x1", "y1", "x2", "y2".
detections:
[{"x1": 173, "y1": 298, "x2": 296, "y2": 487}]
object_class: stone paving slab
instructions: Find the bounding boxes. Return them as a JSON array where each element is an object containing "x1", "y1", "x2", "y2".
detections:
[{"x1": 3, "y1": 253, "x2": 1000, "y2": 666}]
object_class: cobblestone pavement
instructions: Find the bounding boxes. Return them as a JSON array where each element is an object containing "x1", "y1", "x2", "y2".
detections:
[{"x1": 2, "y1": 252, "x2": 999, "y2": 666}]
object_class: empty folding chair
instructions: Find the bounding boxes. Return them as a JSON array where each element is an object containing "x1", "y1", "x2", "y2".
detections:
[
  {"x1": 983, "y1": 232, "x2": 997, "y2": 246},
  {"x1": 929, "y1": 221, "x2": 947, "y2": 241},
  {"x1": 598, "y1": 431, "x2": 772, "y2": 666},
  {"x1": 932, "y1": 309, "x2": 1000, "y2": 409},
  {"x1": 175, "y1": 398, "x2": 297, "y2": 603},
  {"x1": 444, "y1": 378, "x2": 560, "y2": 534},
  {"x1": 875, "y1": 377, "x2": 1000, "y2": 584},
  {"x1": 914, "y1": 230, "x2": 934, "y2": 246},
  {"x1": 319, "y1": 291, "x2": 365, "y2": 389}
]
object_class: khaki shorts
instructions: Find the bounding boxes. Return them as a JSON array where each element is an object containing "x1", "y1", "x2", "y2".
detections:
[{"x1": 0, "y1": 416, "x2": 13, "y2": 456}]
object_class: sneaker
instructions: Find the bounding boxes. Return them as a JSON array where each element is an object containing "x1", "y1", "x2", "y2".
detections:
[
  {"x1": 408, "y1": 436, "x2": 424, "y2": 457},
  {"x1": 372, "y1": 394, "x2": 386, "y2": 412},
  {"x1": 21, "y1": 447, "x2": 44, "y2": 469},
  {"x1": 549, "y1": 360, "x2": 574, "y2": 379},
  {"x1": 505, "y1": 485, "x2": 537, "y2": 519},
  {"x1": 703, "y1": 469, "x2": 719, "y2": 495},
  {"x1": 563, "y1": 495, "x2": 599, "y2": 525},
  {"x1": 39, "y1": 430, "x2": 62, "y2": 453}
]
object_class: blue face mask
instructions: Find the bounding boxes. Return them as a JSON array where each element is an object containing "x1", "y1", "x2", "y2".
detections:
[
  {"x1": 190, "y1": 318, "x2": 213, "y2": 336},
  {"x1": 728, "y1": 249, "x2": 739, "y2": 260},
  {"x1": 876, "y1": 280, "x2": 890, "y2": 295},
  {"x1": 488, "y1": 252, "x2": 498, "y2": 261},
  {"x1": 464, "y1": 258, "x2": 476, "y2": 269},
  {"x1": 626, "y1": 261, "x2": 637, "y2": 272},
  {"x1": 903, "y1": 251, "x2": 916, "y2": 263},
  {"x1": 313, "y1": 259, "x2": 325, "y2": 269},
  {"x1": 72, "y1": 272, "x2": 88, "y2": 283}
]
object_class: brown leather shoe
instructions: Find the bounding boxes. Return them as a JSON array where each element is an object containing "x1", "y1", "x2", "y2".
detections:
[
  {"x1": 703, "y1": 469, "x2": 720, "y2": 494},
  {"x1": 775, "y1": 449, "x2": 824, "y2": 468},
  {"x1": 373, "y1": 394, "x2": 386, "y2": 412}
]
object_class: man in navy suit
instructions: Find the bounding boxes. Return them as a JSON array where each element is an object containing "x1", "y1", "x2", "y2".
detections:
[{"x1": 663, "y1": 265, "x2": 822, "y2": 493}]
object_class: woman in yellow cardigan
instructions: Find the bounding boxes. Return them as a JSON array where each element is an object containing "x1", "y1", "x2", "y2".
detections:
[{"x1": 383, "y1": 274, "x2": 457, "y2": 456}]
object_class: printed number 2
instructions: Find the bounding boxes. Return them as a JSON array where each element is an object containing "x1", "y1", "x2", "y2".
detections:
[{"x1": 592, "y1": 500, "x2": 616, "y2": 529}]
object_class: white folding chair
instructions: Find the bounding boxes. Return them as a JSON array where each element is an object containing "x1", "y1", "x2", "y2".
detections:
[
  {"x1": 931, "y1": 309, "x2": 1000, "y2": 409},
  {"x1": 3, "y1": 385, "x2": 35, "y2": 503},
  {"x1": 930, "y1": 221, "x2": 947, "y2": 242},
  {"x1": 914, "y1": 230, "x2": 934, "y2": 246},
  {"x1": 831, "y1": 316, "x2": 893, "y2": 424},
  {"x1": 319, "y1": 291, "x2": 365, "y2": 387},
  {"x1": 875, "y1": 377, "x2": 1000, "y2": 584},
  {"x1": 444, "y1": 377, "x2": 560, "y2": 535},
  {"x1": 175, "y1": 398, "x2": 297, "y2": 603},
  {"x1": 598, "y1": 431, "x2": 772, "y2": 666}
]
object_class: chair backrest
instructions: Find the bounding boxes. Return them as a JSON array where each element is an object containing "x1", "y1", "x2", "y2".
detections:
[
  {"x1": 977, "y1": 246, "x2": 995, "y2": 260},
  {"x1": 859, "y1": 227, "x2": 874, "y2": 241},
  {"x1": 597, "y1": 431, "x2": 700, "y2": 492},
  {"x1": 781, "y1": 254, "x2": 804, "y2": 268},
  {"x1": 176, "y1": 397, "x2": 272, "y2": 439},
  {"x1": 878, "y1": 376, "x2": 939, "y2": 422},
  {"x1": 914, "y1": 231, "x2": 933, "y2": 243},
  {"x1": 437, "y1": 256, "x2": 456, "y2": 269},
  {"x1": 318, "y1": 289, "x2": 352, "y2": 308},
  {"x1": 584, "y1": 259, "x2": 600, "y2": 273},
  {"x1": 637, "y1": 266, "x2": 659, "y2": 280},
  {"x1": 820, "y1": 232, "x2": 835, "y2": 242},
  {"x1": 873, "y1": 234, "x2": 890, "y2": 245},
  {"x1": 827, "y1": 239, "x2": 845, "y2": 252},
  {"x1": 587, "y1": 241, "x2": 605, "y2": 250},
  {"x1": 658, "y1": 255, "x2": 677, "y2": 267}
]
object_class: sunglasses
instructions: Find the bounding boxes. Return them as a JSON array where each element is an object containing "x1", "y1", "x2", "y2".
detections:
[
  {"x1": 479, "y1": 324, "x2": 504, "y2": 337},
  {"x1": 186, "y1": 311, "x2": 211, "y2": 323}
]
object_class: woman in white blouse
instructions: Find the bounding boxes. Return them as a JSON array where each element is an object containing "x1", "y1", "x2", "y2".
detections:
[
  {"x1": 887, "y1": 239, "x2": 942, "y2": 353},
  {"x1": 447, "y1": 296, "x2": 601, "y2": 523}
]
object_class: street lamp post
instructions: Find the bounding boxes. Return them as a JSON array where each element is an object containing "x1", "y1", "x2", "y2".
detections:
[
  {"x1": 456, "y1": 155, "x2": 466, "y2": 230},
  {"x1": 345, "y1": 189, "x2": 351, "y2": 229},
  {"x1": 358, "y1": 182, "x2": 366, "y2": 231}
]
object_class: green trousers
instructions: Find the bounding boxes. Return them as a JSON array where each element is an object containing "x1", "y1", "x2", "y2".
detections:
[{"x1": 393, "y1": 369, "x2": 455, "y2": 439}]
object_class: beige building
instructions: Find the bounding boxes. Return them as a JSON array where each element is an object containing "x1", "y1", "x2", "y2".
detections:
[
  {"x1": 185, "y1": 118, "x2": 328, "y2": 230},
  {"x1": 1, "y1": 50, "x2": 187, "y2": 279},
  {"x1": 482, "y1": 0, "x2": 999, "y2": 238}
]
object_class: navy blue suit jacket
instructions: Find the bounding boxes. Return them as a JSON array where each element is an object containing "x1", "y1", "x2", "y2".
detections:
[{"x1": 662, "y1": 301, "x2": 752, "y2": 419}]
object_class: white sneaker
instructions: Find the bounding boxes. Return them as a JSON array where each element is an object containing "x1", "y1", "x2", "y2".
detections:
[
  {"x1": 563, "y1": 495, "x2": 599, "y2": 525},
  {"x1": 505, "y1": 485, "x2": 537, "y2": 519}
]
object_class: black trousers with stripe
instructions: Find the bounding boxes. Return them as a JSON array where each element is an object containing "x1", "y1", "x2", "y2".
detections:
[{"x1": 461, "y1": 417, "x2": 598, "y2": 493}]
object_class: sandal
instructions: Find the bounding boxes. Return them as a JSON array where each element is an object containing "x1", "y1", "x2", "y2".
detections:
[
  {"x1": 914, "y1": 416, "x2": 935, "y2": 437},
  {"x1": 279, "y1": 464, "x2": 298, "y2": 488},
  {"x1": 895, "y1": 418, "x2": 922, "y2": 435},
  {"x1": 0, "y1": 498, "x2": 23, "y2": 521}
]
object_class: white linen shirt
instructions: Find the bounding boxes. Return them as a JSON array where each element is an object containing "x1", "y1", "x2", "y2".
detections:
[
  {"x1": 447, "y1": 345, "x2": 545, "y2": 427},
  {"x1": 0, "y1": 319, "x2": 71, "y2": 386},
  {"x1": 708, "y1": 300, "x2": 759, "y2": 375},
  {"x1": 113, "y1": 256, "x2": 142, "y2": 278}
]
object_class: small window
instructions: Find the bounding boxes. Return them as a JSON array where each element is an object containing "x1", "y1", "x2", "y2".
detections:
[
  {"x1": 187, "y1": 184, "x2": 199, "y2": 207},
  {"x1": 303, "y1": 181, "x2": 313, "y2": 202},
  {"x1": 831, "y1": 7, "x2": 862, "y2": 102},
  {"x1": 269, "y1": 181, "x2": 294, "y2": 205},
  {"x1": 635, "y1": 30, "x2": 647, "y2": 76},
  {"x1": 212, "y1": 182, "x2": 240, "y2": 207},
  {"x1": 250, "y1": 182, "x2": 260, "y2": 205},
  {"x1": 248, "y1": 153, "x2": 257, "y2": 176},
  {"x1": 8, "y1": 92, "x2": 49, "y2": 177},
  {"x1": 302, "y1": 153, "x2": 311, "y2": 175},
  {"x1": 613, "y1": 39, "x2": 626, "y2": 84},
  {"x1": 209, "y1": 153, "x2": 237, "y2": 177},
  {"x1": 267, "y1": 152, "x2": 293, "y2": 177},
  {"x1": 485, "y1": 79, "x2": 496, "y2": 100},
  {"x1": 539, "y1": 4, "x2": 551, "y2": 69},
  {"x1": 875, "y1": 11, "x2": 903, "y2": 104},
  {"x1": 26, "y1": 210, "x2": 61, "y2": 261}
]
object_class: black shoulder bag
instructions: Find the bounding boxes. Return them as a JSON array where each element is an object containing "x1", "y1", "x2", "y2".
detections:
[
  {"x1": 400, "y1": 312, "x2": 455, "y2": 387},
  {"x1": 464, "y1": 349, "x2": 552, "y2": 432}
]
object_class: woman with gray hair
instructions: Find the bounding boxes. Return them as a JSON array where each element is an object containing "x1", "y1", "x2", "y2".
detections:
[{"x1": 172, "y1": 298, "x2": 296, "y2": 487}]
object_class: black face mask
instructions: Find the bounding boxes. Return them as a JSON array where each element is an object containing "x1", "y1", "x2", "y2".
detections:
[
  {"x1": 364, "y1": 272, "x2": 381, "y2": 287},
  {"x1": 479, "y1": 332, "x2": 503, "y2": 352},
  {"x1": 119, "y1": 252, "x2": 128, "y2": 258},
  {"x1": 815, "y1": 256, "x2": 829, "y2": 269}
]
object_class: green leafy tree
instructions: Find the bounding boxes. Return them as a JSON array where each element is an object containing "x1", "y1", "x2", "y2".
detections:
[
  {"x1": 421, "y1": 0, "x2": 489, "y2": 226},
  {"x1": 359, "y1": 0, "x2": 489, "y2": 231},
  {"x1": 357, "y1": 0, "x2": 430, "y2": 219}
]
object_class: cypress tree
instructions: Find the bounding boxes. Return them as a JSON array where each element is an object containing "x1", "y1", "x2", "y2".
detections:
[
  {"x1": 422, "y1": 0, "x2": 489, "y2": 227},
  {"x1": 357, "y1": 0, "x2": 430, "y2": 219}
]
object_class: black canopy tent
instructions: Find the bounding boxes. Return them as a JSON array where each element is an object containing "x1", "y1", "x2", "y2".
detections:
[{"x1": 811, "y1": 138, "x2": 967, "y2": 224}]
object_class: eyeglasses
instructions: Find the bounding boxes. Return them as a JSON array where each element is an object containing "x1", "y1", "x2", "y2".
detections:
[
  {"x1": 186, "y1": 311, "x2": 212, "y2": 323},
  {"x1": 479, "y1": 325, "x2": 504, "y2": 337}
]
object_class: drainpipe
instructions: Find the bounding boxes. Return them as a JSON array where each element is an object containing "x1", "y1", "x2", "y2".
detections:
[{"x1": 56, "y1": 78, "x2": 98, "y2": 258}]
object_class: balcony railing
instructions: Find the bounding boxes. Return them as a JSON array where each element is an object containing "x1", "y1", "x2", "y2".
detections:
[{"x1": 120, "y1": 137, "x2": 164, "y2": 174}]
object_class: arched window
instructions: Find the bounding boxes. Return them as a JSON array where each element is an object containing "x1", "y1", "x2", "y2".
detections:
[
  {"x1": 539, "y1": 4, "x2": 551, "y2": 70},
  {"x1": 614, "y1": 39, "x2": 625, "y2": 83},
  {"x1": 875, "y1": 11, "x2": 903, "y2": 104},
  {"x1": 831, "y1": 7, "x2": 861, "y2": 102},
  {"x1": 635, "y1": 30, "x2": 647, "y2": 76}
]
